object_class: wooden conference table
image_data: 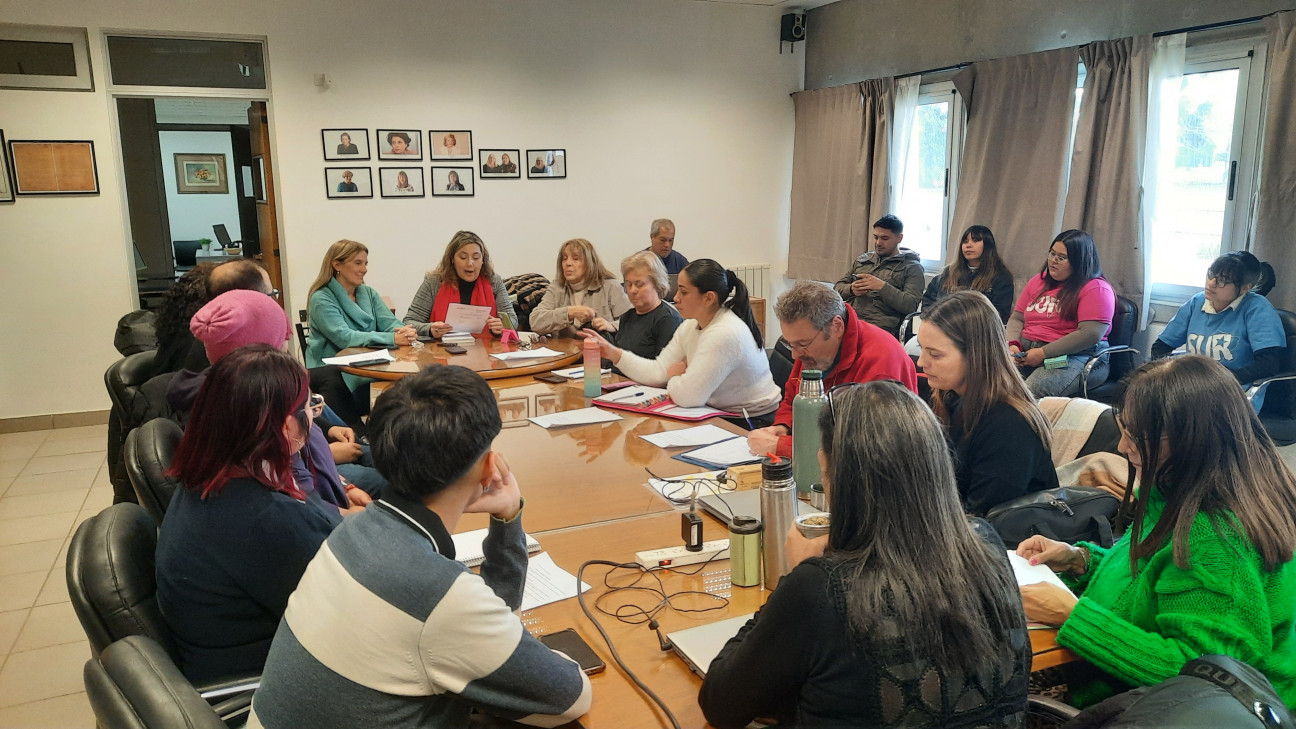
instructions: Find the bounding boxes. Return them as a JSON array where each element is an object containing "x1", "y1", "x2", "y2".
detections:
[
  {"x1": 337, "y1": 335, "x2": 582, "y2": 381},
  {"x1": 368, "y1": 372, "x2": 1071, "y2": 728}
]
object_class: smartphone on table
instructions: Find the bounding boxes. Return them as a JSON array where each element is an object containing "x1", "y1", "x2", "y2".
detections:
[{"x1": 538, "y1": 629, "x2": 606, "y2": 675}]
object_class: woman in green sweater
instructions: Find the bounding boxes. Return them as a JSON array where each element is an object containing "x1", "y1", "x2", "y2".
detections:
[{"x1": 1017, "y1": 355, "x2": 1296, "y2": 707}]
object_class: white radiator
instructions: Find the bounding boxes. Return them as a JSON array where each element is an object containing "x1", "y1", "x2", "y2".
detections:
[{"x1": 733, "y1": 263, "x2": 771, "y2": 299}]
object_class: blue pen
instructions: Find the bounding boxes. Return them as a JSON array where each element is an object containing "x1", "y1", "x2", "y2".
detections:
[
  {"x1": 604, "y1": 389, "x2": 645, "y2": 402},
  {"x1": 742, "y1": 407, "x2": 754, "y2": 430}
]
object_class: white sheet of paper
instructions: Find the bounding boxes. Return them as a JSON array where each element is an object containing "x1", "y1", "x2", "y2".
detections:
[
  {"x1": 1006, "y1": 550, "x2": 1077, "y2": 598},
  {"x1": 321, "y1": 348, "x2": 395, "y2": 366},
  {"x1": 594, "y1": 385, "x2": 669, "y2": 406},
  {"x1": 490, "y1": 347, "x2": 565, "y2": 361},
  {"x1": 528, "y1": 407, "x2": 624, "y2": 429},
  {"x1": 660, "y1": 405, "x2": 732, "y2": 419},
  {"x1": 641, "y1": 424, "x2": 736, "y2": 448},
  {"x1": 647, "y1": 470, "x2": 728, "y2": 504},
  {"x1": 445, "y1": 303, "x2": 492, "y2": 333},
  {"x1": 682, "y1": 436, "x2": 760, "y2": 466},
  {"x1": 552, "y1": 366, "x2": 611, "y2": 379},
  {"x1": 521, "y1": 552, "x2": 591, "y2": 611}
]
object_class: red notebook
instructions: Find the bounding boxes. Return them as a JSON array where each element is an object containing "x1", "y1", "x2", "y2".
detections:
[{"x1": 592, "y1": 386, "x2": 737, "y2": 422}]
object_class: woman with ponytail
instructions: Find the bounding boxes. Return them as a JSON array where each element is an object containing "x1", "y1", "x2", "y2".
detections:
[{"x1": 581, "y1": 258, "x2": 781, "y2": 429}]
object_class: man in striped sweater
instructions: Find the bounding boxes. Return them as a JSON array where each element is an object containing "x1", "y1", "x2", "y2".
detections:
[{"x1": 247, "y1": 365, "x2": 592, "y2": 728}]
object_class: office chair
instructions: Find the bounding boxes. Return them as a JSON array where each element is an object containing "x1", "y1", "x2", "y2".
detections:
[
  {"x1": 1025, "y1": 695, "x2": 1081, "y2": 726},
  {"x1": 123, "y1": 419, "x2": 184, "y2": 525},
  {"x1": 172, "y1": 240, "x2": 202, "y2": 271},
  {"x1": 1081, "y1": 295, "x2": 1141, "y2": 403},
  {"x1": 68, "y1": 504, "x2": 260, "y2": 717},
  {"x1": 296, "y1": 309, "x2": 310, "y2": 364},
  {"x1": 84, "y1": 635, "x2": 252, "y2": 729},
  {"x1": 768, "y1": 337, "x2": 795, "y2": 394},
  {"x1": 105, "y1": 350, "x2": 160, "y2": 505},
  {"x1": 1250, "y1": 308, "x2": 1296, "y2": 446}
]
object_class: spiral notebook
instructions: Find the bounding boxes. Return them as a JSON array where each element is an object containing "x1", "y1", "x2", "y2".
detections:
[{"x1": 452, "y1": 527, "x2": 542, "y2": 567}]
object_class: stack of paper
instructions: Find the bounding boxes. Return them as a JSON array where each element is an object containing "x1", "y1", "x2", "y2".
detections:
[
  {"x1": 528, "y1": 407, "x2": 623, "y2": 429},
  {"x1": 491, "y1": 347, "x2": 565, "y2": 361},
  {"x1": 442, "y1": 332, "x2": 475, "y2": 345},
  {"x1": 322, "y1": 349, "x2": 395, "y2": 366},
  {"x1": 677, "y1": 437, "x2": 760, "y2": 468},
  {"x1": 640, "y1": 424, "x2": 736, "y2": 448},
  {"x1": 521, "y1": 553, "x2": 591, "y2": 611}
]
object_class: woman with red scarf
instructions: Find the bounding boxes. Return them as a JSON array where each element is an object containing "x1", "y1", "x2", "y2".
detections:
[{"x1": 403, "y1": 231, "x2": 517, "y2": 339}]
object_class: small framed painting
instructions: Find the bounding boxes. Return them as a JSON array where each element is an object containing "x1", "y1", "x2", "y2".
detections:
[
  {"x1": 9, "y1": 140, "x2": 99, "y2": 195},
  {"x1": 322, "y1": 128, "x2": 370, "y2": 161},
  {"x1": 430, "y1": 130, "x2": 472, "y2": 160},
  {"x1": 431, "y1": 166, "x2": 474, "y2": 197},
  {"x1": 479, "y1": 148, "x2": 520, "y2": 179},
  {"x1": 376, "y1": 129, "x2": 422, "y2": 160},
  {"x1": 174, "y1": 153, "x2": 228, "y2": 194},
  {"x1": 526, "y1": 149, "x2": 566, "y2": 179},
  {"x1": 379, "y1": 167, "x2": 425, "y2": 198},
  {"x1": 325, "y1": 167, "x2": 373, "y2": 199}
]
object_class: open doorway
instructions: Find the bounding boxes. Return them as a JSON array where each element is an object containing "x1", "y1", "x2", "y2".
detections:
[{"x1": 118, "y1": 96, "x2": 282, "y2": 309}]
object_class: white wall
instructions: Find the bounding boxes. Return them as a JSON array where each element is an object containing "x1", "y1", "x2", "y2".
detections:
[
  {"x1": 158, "y1": 131, "x2": 243, "y2": 245},
  {"x1": 0, "y1": 0, "x2": 803, "y2": 419}
]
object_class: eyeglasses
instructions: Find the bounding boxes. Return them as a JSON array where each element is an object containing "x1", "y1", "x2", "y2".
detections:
[
  {"x1": 268, "y1": 288, "x2": 281, "y2": 299},
  {"x1": 826, "y1": 381, "x2": 866, "y2": 422},
  {"x1": 306, "y1": 392, "x2": 326, "y2": 420},
  {"x1": 1046, "y1": 250, "x2": 1069, "y2": 263}
]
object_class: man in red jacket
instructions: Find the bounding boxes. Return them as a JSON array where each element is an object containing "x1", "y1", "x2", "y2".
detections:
[{"x1": 748, "y1": 281, "x2": 917, "y2": 458}]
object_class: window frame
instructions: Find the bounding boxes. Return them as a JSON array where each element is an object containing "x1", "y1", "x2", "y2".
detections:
[
  {"x1": 903, "y1": 80, "x2": 964, "y2": 273},
  {"x1": 1149, "y1": 36, "x2": 1267, "y2": 306}
]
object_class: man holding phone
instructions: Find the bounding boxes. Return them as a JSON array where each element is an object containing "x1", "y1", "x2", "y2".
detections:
[{"x1": 247, "y1": 365, "x2": 592, "y2": 728}]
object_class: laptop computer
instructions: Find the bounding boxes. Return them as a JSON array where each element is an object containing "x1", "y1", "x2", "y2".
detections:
[
  {"x1": 668, "y1": 613, "x2": 754, "y2": 678},
  {"x1": 697, "y1": 488, "x2": 825, "y2": 528}
]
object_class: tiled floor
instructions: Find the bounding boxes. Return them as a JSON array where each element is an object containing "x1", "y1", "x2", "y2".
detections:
[{"x1": 0, "y1": 425, "x2": 109, "y2": 729}]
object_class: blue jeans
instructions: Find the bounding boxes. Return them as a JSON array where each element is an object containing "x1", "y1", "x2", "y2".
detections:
[{"x1": 1020, "y1": 339, "x2": 1109, "y2": 398}]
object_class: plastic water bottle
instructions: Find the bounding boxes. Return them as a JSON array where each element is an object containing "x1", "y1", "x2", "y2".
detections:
[
  {"x1": 792, "y1": 370, "x2": 826, "y2": 495},
  {"x1": 583, "y1": 338, "x2": 601, "y2": 397}
]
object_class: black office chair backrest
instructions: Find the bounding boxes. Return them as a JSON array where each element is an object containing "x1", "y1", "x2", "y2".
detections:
[
  {"x1": 67, "y1": 503, "x2": 178, "y2": 661},
  {"x1": 769, "y1": 337, "x2": 795, "y2": 395},
  {"x1": 124, "y1": 419, "x2": 184, "y2": 525},
  {"x1": 1107, "y1": 295, "x2": 1139, "y2": 381},
  {"x1": 1260, "y1": 308, "x2": 1296, "y2": 420},
  {"x1": 105, "y1": 351, "x2": 158, "y2": 417},
  {"x1": 84, "y1": 636, "x2": 230, "y2": 729},
  {"x1": 172, "y1": 240, "x2": 201, "y2": 268},
  {"x1": 296, "y1": 309, "x2": 310, "y2": 362}
]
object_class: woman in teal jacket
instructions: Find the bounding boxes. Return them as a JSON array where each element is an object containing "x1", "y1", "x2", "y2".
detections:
[
  {"x1": 306, "y1": 239, "x2": 416, "y2": 394},
  {"x1": 1017, "y1": 355, "x2": 1296, "y2": 708}
]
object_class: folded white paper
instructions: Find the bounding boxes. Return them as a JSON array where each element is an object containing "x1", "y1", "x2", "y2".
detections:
[
  {"x1": 490, "y1": 347, "x2": 565, "y2": 361},
  {"x1": 1006, "y1": 550, "x2": 1077, "y2": 598},
  {"x1": 528, "y1": 407, "x2": 623, "y2": 429},
  {"x1": 640, "y1": 424, "x2": 736, "y2": 448}
]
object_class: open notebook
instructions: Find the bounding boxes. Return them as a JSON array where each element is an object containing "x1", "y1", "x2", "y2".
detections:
[
  {"x1": 593, "y1": 385, "x2": 736, "y2": 422},
  {"x1": 452, "y1": 527, "x2": 541, "y2": 567}
]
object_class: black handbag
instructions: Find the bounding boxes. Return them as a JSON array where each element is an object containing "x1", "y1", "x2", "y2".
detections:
[{"x1": 984, "y1": 485, "x2": 1119, "y2": 549}]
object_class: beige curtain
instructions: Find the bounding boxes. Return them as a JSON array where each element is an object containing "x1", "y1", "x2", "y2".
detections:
[
  {"x1": 949, "y1": 48, "x2": 1079, "y2": 291},
  {"x1": 1253, "y1": 11, "x2": 1296, "y2": 311},
  {"x1": 1063, "y1": 36, "x2": 1152, "y2": 327},
  {"x1": 788, "y1": 80, "x2": 893, "y2": 281}
]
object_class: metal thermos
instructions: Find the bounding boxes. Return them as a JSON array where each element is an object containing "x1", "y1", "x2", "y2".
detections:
[
  {"x1": 791, "y1": 370, "x2": 827, "y2": 495},
  {"x1": 759, "y1": 455, "x2": 796, "y2": 590},
  {"x1": 728, "y1": 517, "x2": 762, "y2": 588}
]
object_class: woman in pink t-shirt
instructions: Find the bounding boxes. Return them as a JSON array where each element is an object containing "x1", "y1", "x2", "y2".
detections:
[{"x1": 1005, "y1": 230, "x2": 1115, "y2": 396}]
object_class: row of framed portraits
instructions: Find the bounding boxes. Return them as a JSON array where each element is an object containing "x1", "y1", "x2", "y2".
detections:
[
  {"x1": 320, "y1": 129, "x2": 566, "y2": 177},
  {"x1": 327, "y1": 166, "x2": 475, "y2": 199}
]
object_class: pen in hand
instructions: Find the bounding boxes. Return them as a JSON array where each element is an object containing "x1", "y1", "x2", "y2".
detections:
[{"x1": 742, "y1": 407, "x2": 754, "y2": 430}]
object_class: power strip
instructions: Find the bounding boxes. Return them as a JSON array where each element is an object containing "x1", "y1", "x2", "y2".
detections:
[{"x1": 635, "y1": 540, "x2": 730, "y2": 569}]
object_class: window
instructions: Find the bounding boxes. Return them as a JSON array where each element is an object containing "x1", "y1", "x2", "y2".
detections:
[
  {"x1": 106, "y1": 35, "x2": 266, "y2": 90},
  {"x1": 0, "y1": 24, "x2": 93, "y2": 91},
  {"x1": 1148, "y1": 40, "x2": 1265, "y2": 301},
  {"x1": 896, "y1": 81, "x2": 963, "y2": 268}
]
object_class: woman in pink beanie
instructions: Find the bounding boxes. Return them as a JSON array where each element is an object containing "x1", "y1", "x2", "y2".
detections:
[{"x1": 189, "y1": 289, "x2": 292, "y2": 362}]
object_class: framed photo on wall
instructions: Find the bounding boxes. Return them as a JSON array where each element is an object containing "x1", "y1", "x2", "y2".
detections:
[
  {"x1": 526, "y1": 149, "x2": 566, "y2": 179},
  {"x1": 322, "y1": 128, "x2": 370, "y2": 161},
  {"x1": 0, "y1": 131, "x2": 14, "y2": 203},
  {"x1": 379, "y1": 167, "x2": 426, "y2": 198},
  {"x1": 377, "y1": 129, "x2": 422, "y2": 160},
  {"x1": 479, "y1": 148, "x2": 520, "y2": 179},
  {"x1": 173, "y1": 153, "x2": 229, "y2": 194},
  {"x1": 325, "y1": 167, "x2": 373, "y2": 199},
  {"x1": 431, "y1": 166, "x2": 474, "y2": 197},
  {"x1": 430, "y1": 130, "x2": 472, "y2": 160},
  {"x1": 9, "y1": 140, "x2": 99, "y2": 195}
]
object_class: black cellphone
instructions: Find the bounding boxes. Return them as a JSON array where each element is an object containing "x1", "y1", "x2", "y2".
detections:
[
  {"x1": 444, "y1": 345, "x2": 467, "y2": 354},
  {"x1": 538, "y1": 629, "x2": 606, "y2": 675},
  {"x1": 534, "y1": 372, "x2": 568, "y2": 384}
]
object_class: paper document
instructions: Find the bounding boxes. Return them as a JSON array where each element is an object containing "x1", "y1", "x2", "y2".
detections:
[
  {"x1": 680, "y1": 437, "x2": 760, "y2": 467},
  {"x1": 528, "y1": 407, "x2": 623, "y2": 429},
  {"x1": 442, "y1": 331, "x2": 476, "y2": 344},
  {"x1": 491, "y1": 347, "x2": 565, "y2": 361},
  {"x1": 660, "y1": 406, "x2": 732, "y2": 419},
  {"x1": 595, "y1": 386, "x2": 670, "y2": 407},
  {"x1": 647, "y1": 470, "x2": 729, "y2": 504},
  {"x1": 552, "y1": 366, "x2": 611, "y2": 379},
  {"x1": 1006, "y1": 550, "x2": 1077, "y2": 598},
  {"x1": 521, "y1": 552, "x2": 591, "y2": 611},
  {"x1": 641, "y1": 424, "x2": 736, "y2": 448},
  {"x1": 453, "y1": 528, "x2": 541, "y2": 568},
  {"x1": 322, "y1": 349, "x2": 395, "y2": 366},
  {"x1": 445, "y1": 303, "x2": 492, "y2": 333}
]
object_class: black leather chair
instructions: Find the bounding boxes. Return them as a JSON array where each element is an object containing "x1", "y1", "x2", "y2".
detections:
[
  {"x1": 296, "y1": 308, "x2": 310, "y2": 363},
  {"x1": 105, "y1": 351, "x2": 160, "y2": 505},
  {"x1": 172, "y1": 240, "x2": 202, "y2": 271},
  {"x1": 768, "y1": 337, "x2": 795, "y2": 395},
  {"x1": 1081, "y1": 295, "x2": 1142, "y2": 403},
  {"x1": 84, "y1": 636, "x2": 249, "y2": 729},
  {"x1": 1251, "y1": 308, "x2": 1296, "y2": 446},
  {"x1": 1026, "y1": 695, "x2": 1080, "y2": 726},
  {"x1": 124, "y1": 419, "x2": 184, "y2": 525}
]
